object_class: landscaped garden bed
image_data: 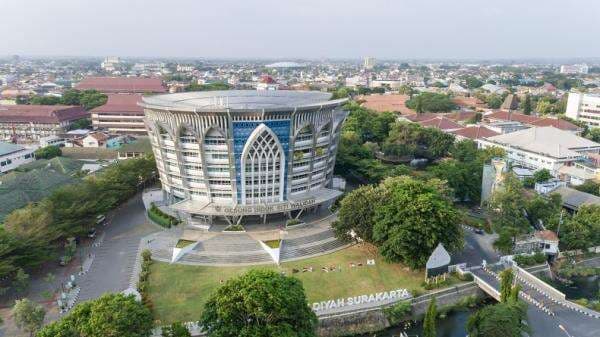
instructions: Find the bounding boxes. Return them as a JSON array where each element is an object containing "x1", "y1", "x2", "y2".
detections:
[
  {"x1": 148, "y1": 203, "x2": 180, "y2": 228},
  {"x1": 175, "y1": 240, "x2": 196, "y2": 249}
]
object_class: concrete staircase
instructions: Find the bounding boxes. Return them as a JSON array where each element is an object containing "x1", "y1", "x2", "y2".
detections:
[{"x1": 280, "y1": 228, "x2": 349, "y2": 261}]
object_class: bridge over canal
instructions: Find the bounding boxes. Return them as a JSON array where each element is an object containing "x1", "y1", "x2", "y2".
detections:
[{"x1": 462, "y1": 262, "x2": 600, "y2": 337}]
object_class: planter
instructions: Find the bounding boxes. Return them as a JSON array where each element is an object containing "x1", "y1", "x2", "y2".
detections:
[
  {"x1": 259, "y1": 239, "x2": 281, "y2": 264},
  {"x1": 171, "y1": 240, "x2": 199, "y2": 263}
]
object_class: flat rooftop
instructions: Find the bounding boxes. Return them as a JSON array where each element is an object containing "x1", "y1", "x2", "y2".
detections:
[{"x1": 140, "y1": 90, "x2": 345, "y2": 112}]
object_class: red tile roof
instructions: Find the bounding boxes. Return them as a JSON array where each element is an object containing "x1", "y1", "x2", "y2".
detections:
[
  {"x1": 75, "y1": 77, "x2": 166, "y2": 93},
  {"x1": 531, "y1": 118, "x2": 580, "y2": 131},
  {"x1": 451, "y1": 125, "x2": 500, "y2": 140},
  {"x1": 535, "y1": 230, "x2": 558, "y2": 241},
  {"x1": 0, "y1": 105, "x2": 89, "y2": 123},
  {"x1": 91, "y1": 93, "x2": 144, "y2": 114},
  {"x1": 418, "y1": 116, "x2": 463, "y2": 131},
  {"x1": 485, "y1": 110, "x2": 540, "y2": 124}
]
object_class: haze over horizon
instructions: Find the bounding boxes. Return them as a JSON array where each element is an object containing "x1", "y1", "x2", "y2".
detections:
[{"x1": 2, "y1": 0, "x2": 599, "y2": 59}]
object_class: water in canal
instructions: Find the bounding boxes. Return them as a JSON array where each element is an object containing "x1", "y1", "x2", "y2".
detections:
[
  {"x1": 358, "y1": 308, "x2": 474, "y2": 337},
  {"x1": 551, "y1": 274, "x2": 599, "y2": 301}
]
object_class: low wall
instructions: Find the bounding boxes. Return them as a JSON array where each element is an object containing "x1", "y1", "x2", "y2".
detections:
[
  {"x1": 511, "y1": 264, "x2": 566, "y2": 301},
  {"x1": 317, "y1": 283, "x2": 484, "y2": 337}
]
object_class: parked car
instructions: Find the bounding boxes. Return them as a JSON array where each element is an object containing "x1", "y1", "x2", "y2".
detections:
[{"x1": 87, "y1": 228, "x2": 97, "y2": 238}]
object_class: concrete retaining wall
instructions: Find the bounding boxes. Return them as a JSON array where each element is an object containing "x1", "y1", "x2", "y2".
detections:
[{"x1": 317, "y1": 283, "x2": 484, "y2": 337}]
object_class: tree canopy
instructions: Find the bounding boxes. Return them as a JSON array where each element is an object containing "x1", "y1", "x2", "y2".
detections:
[
  {"x1": 466, "y1": 302, "x2": 529, "y2": 337},
  {"x1": 13, "y1": 298, "x2": 45, "y2": 337},
  {"x1": 37, "y1": 293, "x2": 153, "y2": 337},
  {"x1": 405, "y1": 92, "x2": 456, "y2": 113},
  {"x1": 200, "y1": 269, "x2": 317, "y2": 337},
  {"x1": 0, "y1": 156, "x2": 156, "y2": 291},
  {"x1": 27, "y1": 89, "x2": 107, "y2": 110},
  {"x1": 372, "y1": 176, "x2": 463, "y2": 268},
  {"x1": 34, "y1": 145, "x2": 62, "y2": 159}
]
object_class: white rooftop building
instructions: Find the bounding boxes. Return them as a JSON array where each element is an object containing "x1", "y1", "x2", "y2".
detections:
[
  {"x1": 478, "y1": 126, "x2": 600, "y2": 175},
  {"x1": 0, "y1": 142, "x2": 35, "y2": 173},
  {"x1": 565, "y1": 92, "x2": 600, "y2": 128}
]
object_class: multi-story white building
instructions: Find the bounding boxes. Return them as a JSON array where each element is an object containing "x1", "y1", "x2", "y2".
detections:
[
  {"x1": 560, "y1": 64, "x2": 589, "y2": 75},
  {"x1": 141, "y1": 90, "x2": 347, "y2": 227},
  {"x1": 363, "y1": 57, "x2": 376, "y2": 70},
  {"x1": 0, "y1": 142, "x2": 35, "y2": 173},
  {"x1": 565, "y1": 92, "x2": 600, "y2": 128},
  {"x1": 478, "y1": 126, "x2": 600, "y2": 175}
]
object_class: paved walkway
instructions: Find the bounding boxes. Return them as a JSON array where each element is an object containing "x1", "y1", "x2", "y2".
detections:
[{"x1": 76, "y1": 194, "x2": 161, "y2": 302}]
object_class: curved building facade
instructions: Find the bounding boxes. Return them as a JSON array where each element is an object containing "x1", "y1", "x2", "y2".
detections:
[{"x1": 140, "y1": 90, "x2": 347, "y2": 225}]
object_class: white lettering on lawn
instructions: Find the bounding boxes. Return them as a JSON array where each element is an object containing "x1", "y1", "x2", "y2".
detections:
[{"x1": 311, "y1": 289, "x2": 411, "y2": 312}]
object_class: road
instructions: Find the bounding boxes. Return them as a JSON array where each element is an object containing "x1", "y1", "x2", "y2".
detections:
[
  {"x1": 77, "y1": 193, "x2": 160, "y2": 302},
  {"x1": 452, "y1": 227, "x2": 500, "y2": 266}
]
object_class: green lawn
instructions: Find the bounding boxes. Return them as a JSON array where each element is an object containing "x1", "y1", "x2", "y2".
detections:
[{"x1": 148, "y1": 245, "x2": 426, "y2": 324}]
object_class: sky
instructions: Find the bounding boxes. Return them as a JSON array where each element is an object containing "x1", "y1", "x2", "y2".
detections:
[{"x1": 1, "y1": 0, "x2": 599, "y2": 59}]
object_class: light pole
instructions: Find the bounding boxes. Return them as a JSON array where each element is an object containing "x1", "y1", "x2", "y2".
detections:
[{"x1": 558, "y1": 324, "x2": 573, "y2": 337}]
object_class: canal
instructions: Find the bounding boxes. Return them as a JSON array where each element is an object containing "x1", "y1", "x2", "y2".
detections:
[{"x1": 358, "y1": 307, "x2": 476, "y2": 337}]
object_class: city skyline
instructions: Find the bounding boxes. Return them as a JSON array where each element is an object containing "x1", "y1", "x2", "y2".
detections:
[{"x1": 2, "y1": 0, "x2": 599, "y2": 59}]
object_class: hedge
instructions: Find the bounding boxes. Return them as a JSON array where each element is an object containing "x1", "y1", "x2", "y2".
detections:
[{"x1": 148, "y1": 203, "x2": 179, "y2": 228}]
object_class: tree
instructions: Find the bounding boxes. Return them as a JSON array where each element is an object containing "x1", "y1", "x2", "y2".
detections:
[
  {"x1": 333, "y1": 185, "x2": 385, "y2": 243},
  {"x1": 12, "y1": 298, "x2": 45, "y2": 337},
  {"x1": 405, "y1": 92, "x2": 456, "y2": 113},
  {"x1": 499, "y1": 269, "x2": 515, "y2": 303},
  {"x1": 488, "y1": 174, "x2": 530, "y2": 253},
  {"x1": 525, "y1": 194, "x2": 562, "y2": 230},
  {"x1": 372, "y1": 176, "x2": 463, "y2": 269},
  {"x1": 465, "y1": 76, "x2": 484, "y2": 89},
  {"x1": 423, "y1": 297, "x2": 437, "y2": 337},
  {"x1": 34, "y1": 145, "x2": 62, "y2": 159},
  {"x1": 69, "y1": 118, "x2": 91, "y2": 130},
  {"x1": 13, "y1": 267, "x2": 30, "y2": 294},
  {"x1": 560, "y1": 205, "x2": 600, "y2": 250},
  {"x1": 184, "y1": 82, "x2": 230, "y2": 92},
  {"x1": 533, "y1": 169, "x2": 552, "y2": 183},
  {"x1": 37, "y1": 293, "x2": 153, "y2": 337},
  {"x1": 574, "y1": 180, "x2": 600, "y2": 196},
  {"x1": 200, "y1": 269, "x2": 317, "y2": 337},
  {"x1": 162, "y1": 322, "x2": 191, "y2": 337},
  {"x1": 521, "y1": 94, "x2": 532, "y2": 115},
  {"x1": 467, "y1": 302, "x2": 529, "y2": 337}
]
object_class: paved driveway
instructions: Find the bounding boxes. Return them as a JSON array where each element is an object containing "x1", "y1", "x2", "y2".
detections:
[
  {"x1": 452, "y1": 227, "x2": 500, "y2": 266},
  {"x1": 77, "y1": 193, "x2": 160, "y2": 302}
]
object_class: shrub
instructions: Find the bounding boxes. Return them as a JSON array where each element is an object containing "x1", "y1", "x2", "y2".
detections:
[
  {"x1": 224, "y1": 224, "x2": 244, "y2": 231},
  {"x1": 513, "y1": 252, "x2": 546, "y2": 267},
  {"x1": 384, "y1": 301, "x2": 412, "y2": 325},
  {"x1": 286, "y1": 219, "x2": 302, "y2": 227},
  {"x1": 148, "y1": 203, "x2": 179, "y2": 228}
]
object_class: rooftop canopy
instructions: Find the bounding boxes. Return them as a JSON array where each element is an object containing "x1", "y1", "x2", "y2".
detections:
[{"x1": 140, "y1": 90, "x2": 346, "y2": 113}]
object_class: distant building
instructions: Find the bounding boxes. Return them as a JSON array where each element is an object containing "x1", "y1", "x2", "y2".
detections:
[
  {"x1": 560, "y1": 64, "x2": 588, "y2": 75},
  {"x1": 75, "y1": 77, "x2": 166, "y2": 93},
  {"x1": 101, "y1": 57, "x2": 122, "y2": 72},
  {"x1": 90, "y1": 93, "x2": 146, "y2": 135},
  {"x1": 363, "y1": 57, "x2": 376, "y2": 70},
  {"x1": 0, "y1": 142, "x2": 35, "y2": 173},
  {"x1": 0, "y1": 105, "x2": 88, "y2": 141},
  {"x1": 565, "y1": 92, "x2": 600, "y2": 128},
  {"x1": 478, "y1": 126, "x2": 600, "y2": 175}
]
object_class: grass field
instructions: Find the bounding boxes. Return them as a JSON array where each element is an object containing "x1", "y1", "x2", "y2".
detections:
[{"x1": 148, "y1": 245, "x2": 426, "y2": 324}]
